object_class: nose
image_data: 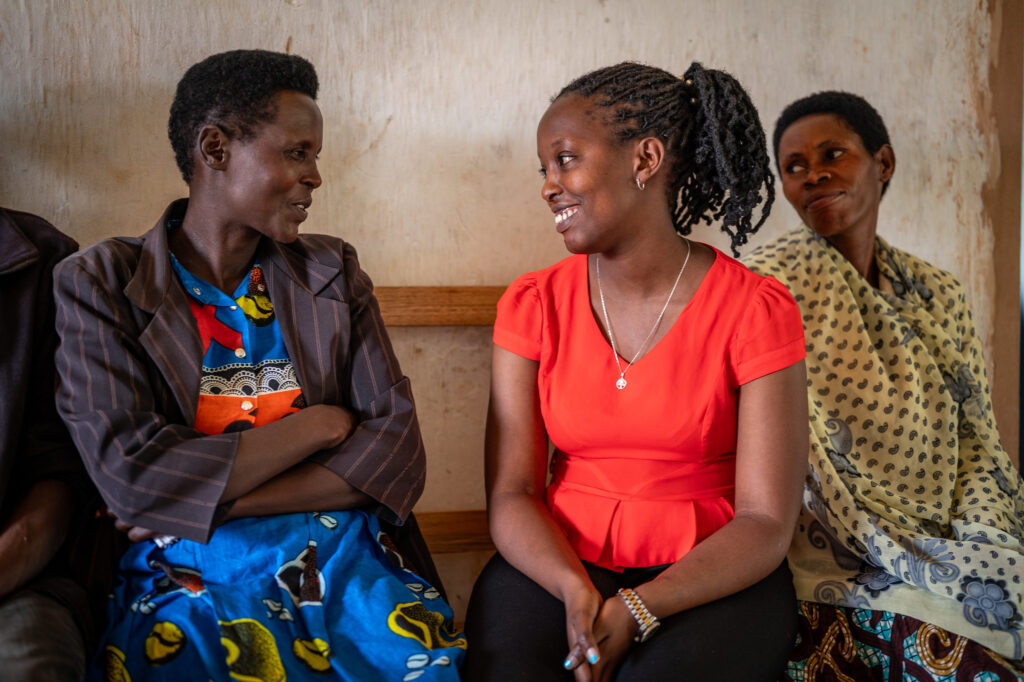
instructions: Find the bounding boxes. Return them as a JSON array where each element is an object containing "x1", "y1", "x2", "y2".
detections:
[
  {"x1": 303, "y1": 161, "x2": 322, "y2": 190},
  {"x1": 541, "y1": 172, "x2": 561, "y2": 203},
  {"x1": 805, "y1": 166, "x2": 831, "y2": 185}
]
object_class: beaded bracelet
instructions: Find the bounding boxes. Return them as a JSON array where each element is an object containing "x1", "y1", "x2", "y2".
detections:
[{"x1": 616, "y1": 587, "x2": 661, "y2": 643}]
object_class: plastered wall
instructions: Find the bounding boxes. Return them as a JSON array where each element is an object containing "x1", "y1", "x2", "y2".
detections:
[{"x1": 2, "y1": 0, "x2": 1017, "y2": 615}]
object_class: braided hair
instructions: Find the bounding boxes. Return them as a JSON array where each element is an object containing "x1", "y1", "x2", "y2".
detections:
[
  {"x1": 773, "y1": 91, "x2": 892, "y2": 196},
  {"x1": 555, "y1": 62, "x2": 774, "y2": 256},
  {"x1": 169, "y1": 50, "x2": 319, "y2": 184}
]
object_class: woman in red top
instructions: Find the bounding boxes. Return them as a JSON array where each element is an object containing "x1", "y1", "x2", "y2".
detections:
[{"x1": 464, "y1": 63, "x2": 808, "y2": 681}]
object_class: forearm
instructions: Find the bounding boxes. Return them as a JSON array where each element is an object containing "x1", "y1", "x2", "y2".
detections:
[
  {"x1": 0, "y1": 479, "x2": 75, "y2": 598},
  {"x1": 633, "y1": 511, "x2": 793, "y2": 620},
  {"x1": 490, "y1": 490, "x2": 595, "y2": 602},
  {"x1": 633, "y1": 362, "x2": 806, "y2": 623},
  {"x1": 226, "y1": 462, "x2": 371, "y2": 519},
  {"x1": 222, "y1": 404, "x2": 354, "y2": 502}
]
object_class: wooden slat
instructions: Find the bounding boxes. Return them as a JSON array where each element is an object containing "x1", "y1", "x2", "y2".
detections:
[
  {"x1": 376, "y1": 286, "x2": 506, "y2": 326},
  {"x1": 417, "y1": 509, "x2": 493, "y2": 554}
]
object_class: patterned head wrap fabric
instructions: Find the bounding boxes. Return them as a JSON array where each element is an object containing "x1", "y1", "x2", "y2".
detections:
[{"x1": 745, "y1": 227, "x2": 1024, "y2": 665}]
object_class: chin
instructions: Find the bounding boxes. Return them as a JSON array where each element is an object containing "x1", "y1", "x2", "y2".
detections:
[
  {"x1": 803, "y1": 215, "x2": 844, "y2": 239},
  {"x1": 560, "y1": 232, "x2": 593, "y2": 255}
]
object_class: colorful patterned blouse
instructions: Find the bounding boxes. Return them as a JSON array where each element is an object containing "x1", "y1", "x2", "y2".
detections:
[{"x1": 170, "y1": 254, "x2": 305, "y2": 436}]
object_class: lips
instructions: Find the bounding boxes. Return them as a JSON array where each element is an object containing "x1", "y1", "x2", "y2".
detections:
[
  {"x1": 804, "y1": 191, "x2": 843, "y2": 212},
  {"x1": 292, "y1": 198, "x2": 312, "y2": 219},
  {"x1": 553, "y1": 205, "x2": 579, "y2": 231}
]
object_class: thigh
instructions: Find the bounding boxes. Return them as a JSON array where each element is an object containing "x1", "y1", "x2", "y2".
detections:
[
  {"x1": 0, "y1": 587, "x2": 86, "y2": 682},
  {"x1": 99, "y1": 512, "x2": 465, "y2": 682},
  {"x1": 617, "y1": 560, "x2": 798, "y2": 682},
  {"x1": 463, "y1": 554, "x2": 625, "y2": 682},
  {"x1": 463, "y1": 553, "x2": 574, "y2": 682}
]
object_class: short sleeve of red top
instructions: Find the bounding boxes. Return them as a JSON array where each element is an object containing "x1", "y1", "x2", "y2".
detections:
[{"x1": 493, "y1": 247, "x2": 806, "y2": 570}]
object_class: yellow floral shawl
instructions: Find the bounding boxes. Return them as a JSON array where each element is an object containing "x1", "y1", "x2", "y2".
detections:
[{"x1": 745, "y1": 227, "x2": 1024, "y2": 662}]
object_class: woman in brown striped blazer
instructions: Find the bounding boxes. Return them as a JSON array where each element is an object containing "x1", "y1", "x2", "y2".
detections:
[{"x1": 53, "y1": 50, "x2": 464, "y2": 681}]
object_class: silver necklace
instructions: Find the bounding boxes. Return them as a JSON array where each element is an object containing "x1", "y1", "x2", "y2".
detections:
[{"x1": 596, "y1": 238, "x2": 692, "y2": 390}]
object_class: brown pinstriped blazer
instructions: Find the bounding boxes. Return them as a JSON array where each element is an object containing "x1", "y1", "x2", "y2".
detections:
[{"x1": 53, "y1": 199, "x2": 426, "y2": 544}]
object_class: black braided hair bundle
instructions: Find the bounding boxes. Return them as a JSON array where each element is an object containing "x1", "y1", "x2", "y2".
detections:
[{"x1": 555, "y1": 62, "x2": 773, "y2": 256}]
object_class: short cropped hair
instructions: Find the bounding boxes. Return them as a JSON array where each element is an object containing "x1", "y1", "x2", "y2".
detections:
[
  {"x1": 773, "y1": 91, "x2": 892, "y2": 195},
  {"x1": 168, "y1": 49, "x2": 318, "y2": 183}
]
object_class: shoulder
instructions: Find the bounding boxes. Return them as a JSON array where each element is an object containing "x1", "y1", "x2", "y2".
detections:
[
  {"x1": 710, "y1": 246, "x2": 795, "y2": 303},
  {"x1": 883, "y1": 240, "x2": 964, "y2": 298},
  {"x1": 271, "y1": 233, "x2": 377, "y2": 305},
  {"x1": 742, "y1": 228, "x2": 810, "y2": 278},
  {"x1": 54, "y1": 235, "x2": 142, "y2": 285},
  {"x1": 504, "y1": 254, "x2": 583, "y2": 301},
  {"x1": 700, "y1": 247, "x2": 802, "y2": 343},
  {"x1": 0, "y1": 207, "x2": 78, "y2": 258}
]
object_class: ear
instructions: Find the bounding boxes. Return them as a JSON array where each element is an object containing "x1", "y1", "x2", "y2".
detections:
[
  {"x1": 632, "y1": 136, "x2": 667, "y2": 187},
  {"x1": 196, "y1": 124, "x2": 231, "y2": 173},
  {"x1": 874, "y1": 144, "x2": 895, "y2": 184}
]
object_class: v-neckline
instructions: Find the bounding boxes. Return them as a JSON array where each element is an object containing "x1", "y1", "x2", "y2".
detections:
[{"x1": 582, "y1": 247, "x2": 719, "y2": 368}]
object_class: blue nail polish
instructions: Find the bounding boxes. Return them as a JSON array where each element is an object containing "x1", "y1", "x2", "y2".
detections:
[
  {"x1": 563, "y1": 658, "x2": 573, "y2": 669},
  {"x1": 588, "y1": 651, "x2": 599, "y2": 664}
]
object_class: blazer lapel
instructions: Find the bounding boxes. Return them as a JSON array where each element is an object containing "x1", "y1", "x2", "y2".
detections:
[
  {"x1": 125, "y1": 201, "x2": 203, "y2": 426},
  {"x1": 262, "y1": 237, "x2": 347, "y2": 409}
]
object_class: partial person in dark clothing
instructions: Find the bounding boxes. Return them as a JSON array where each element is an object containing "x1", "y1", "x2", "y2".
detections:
[{"x1": 0, "y1": 207, "x2": 90, "y2": 681}]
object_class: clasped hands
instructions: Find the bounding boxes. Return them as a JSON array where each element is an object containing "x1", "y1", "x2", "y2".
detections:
[{"x1": 562, "y1": 585, "x2": 639, "y2": 682}]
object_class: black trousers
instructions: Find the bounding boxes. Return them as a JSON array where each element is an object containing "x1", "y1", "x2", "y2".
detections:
[{"x1": 462, "y1": 553, "x2": 797, "y2": 681}]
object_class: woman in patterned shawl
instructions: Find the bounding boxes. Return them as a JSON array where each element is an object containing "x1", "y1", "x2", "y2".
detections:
[{"x1": 745, "y1": 91, "x2": 1024, "y2": 679}]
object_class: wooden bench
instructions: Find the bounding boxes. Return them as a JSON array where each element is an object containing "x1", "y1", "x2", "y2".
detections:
[
  {"x1": 377, "y1": 285, "x2": 501, "y2": 556},
  {"x1": 376, "y1": 286, "x2": 506, "y2": 327},
  {"x1": 416, "y1": 509, "x2": 492, "y2": 554}
]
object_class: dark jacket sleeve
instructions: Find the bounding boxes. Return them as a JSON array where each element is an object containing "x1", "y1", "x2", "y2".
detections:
[
  {"x1": 53, "y1": 244, "x2": 239, "y2": 543},
  {"x1": 308, "y1": 242, "x2": 426, "y2": 525},
  {"x1": 14, "y1": 223, "x2": 84, "y2": 498}
]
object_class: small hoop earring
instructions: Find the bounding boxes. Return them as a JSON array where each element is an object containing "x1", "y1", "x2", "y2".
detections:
[{"x1": 635, "y1": 177, "x2": 646, "y2": 191}]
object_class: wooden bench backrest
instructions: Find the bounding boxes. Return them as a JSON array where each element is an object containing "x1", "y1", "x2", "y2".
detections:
[{"x1": 378, "y1": 285, "x2": 499, "y2": 554}]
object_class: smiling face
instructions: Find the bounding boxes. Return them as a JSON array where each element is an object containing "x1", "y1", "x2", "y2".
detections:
[
  {"x1": 777, "y1": 113, "x2": 893, "y2": 248},
  {"x1": 220, "y1": 90, "x2": 324, "y2": 243},
  {"x1": 536, "y1": 95, "x2": 640, "y2": 254}
]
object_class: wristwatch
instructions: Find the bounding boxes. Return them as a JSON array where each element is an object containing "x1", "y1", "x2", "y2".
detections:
[{"x1": 616, "y1": 587, "x2": 661, "y2": 642}]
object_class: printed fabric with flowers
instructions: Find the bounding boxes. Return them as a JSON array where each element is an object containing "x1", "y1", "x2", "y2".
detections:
[{"x1": 745, "y1": 227, "x2": 1024, "y2": 674}]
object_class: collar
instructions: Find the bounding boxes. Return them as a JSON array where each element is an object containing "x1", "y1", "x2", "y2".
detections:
[
  {"x1": 800, "y1": 224, "x2": 933, "y2": 305},
  {"x1": 124, "y1": 199, "x2": 344, "y2": 313},
  {"x1": 257, "y1": 234, "x2": 344, "y2": 300},
  {"x1": 170, "y1": 251, "x2": 256, "y2": 305},
  {"x1": 124, "y1": 199, "x2": 187, "y2": 313},
  {"x1": 0, "y1": 208, "x2": 41, "y2": 275}
]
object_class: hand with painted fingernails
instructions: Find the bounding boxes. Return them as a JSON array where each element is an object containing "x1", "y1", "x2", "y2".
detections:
[{"x1": 561, "y1": 583, "x2": 603, "y2": 680}]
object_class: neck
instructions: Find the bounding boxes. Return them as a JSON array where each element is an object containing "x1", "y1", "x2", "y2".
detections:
[
  {"x1": 595, "y1": 220, "x2": 689, "y2": 296},
  {"x1": 825, "y1": 223, "x2": 878, "y2": 286},
  {"x1": 173, "y1": 192, "x2": 261, "y2": 294}
]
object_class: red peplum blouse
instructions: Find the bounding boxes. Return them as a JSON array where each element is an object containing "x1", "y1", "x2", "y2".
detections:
[{"x1": 493, "y1": 247, "x2": 806, "y2": 571}]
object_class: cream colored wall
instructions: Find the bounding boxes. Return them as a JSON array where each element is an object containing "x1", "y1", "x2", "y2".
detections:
[{"x1": 2, "y1": 0, "x2": 1015, "y2": 615}]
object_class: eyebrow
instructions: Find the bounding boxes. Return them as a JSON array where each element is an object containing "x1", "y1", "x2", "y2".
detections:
[
  {"x1": 546, "y1": 137, "x2": 570, "y2": 149},
  {"x1": 782, "y1": 139, "x2": 845, "y2": 163}
]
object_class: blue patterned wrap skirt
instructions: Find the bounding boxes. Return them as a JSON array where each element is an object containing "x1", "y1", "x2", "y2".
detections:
[{"x1": 91, "y1": 510, "x2": 466, "y2": 681}]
